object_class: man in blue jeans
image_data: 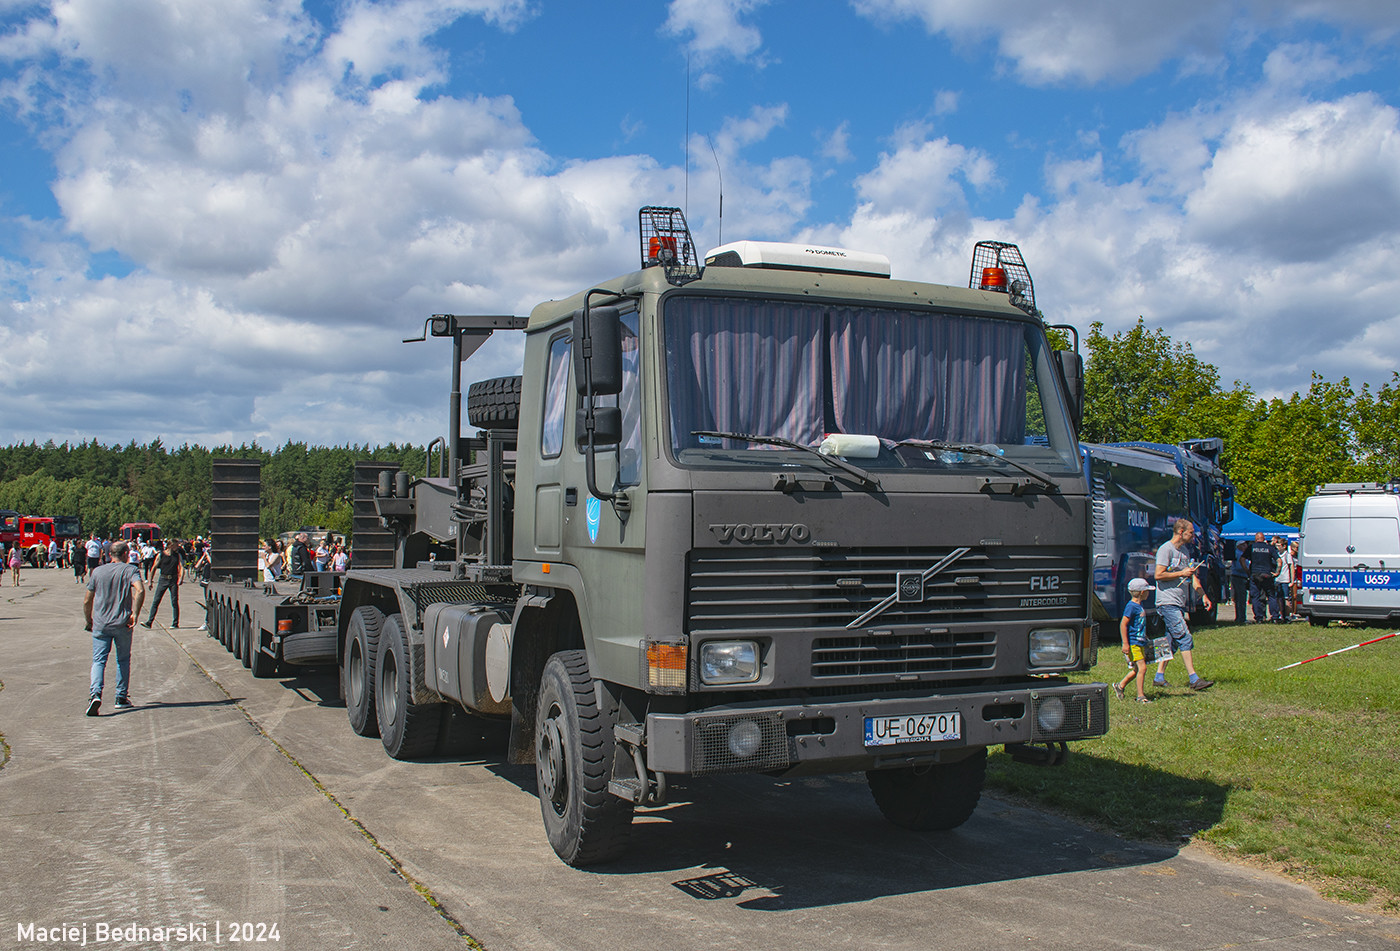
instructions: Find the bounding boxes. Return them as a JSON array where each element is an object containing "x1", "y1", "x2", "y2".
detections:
[
  {"x1": 1153, "y1": 518, "x2": 1215, "y2": 691},
  {"x1": 83, "y1": 539, "x2": 146, "y2": 716}
]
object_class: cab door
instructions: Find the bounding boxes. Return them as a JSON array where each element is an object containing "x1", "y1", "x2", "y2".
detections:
[{"x1": 557, "y1": 309, "x2": 647, "y2": 685}]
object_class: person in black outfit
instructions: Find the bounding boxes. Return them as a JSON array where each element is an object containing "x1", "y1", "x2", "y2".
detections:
[
  {"x1": 288, "y1": 532, "x2": 313, "y2": 579},
  {"x1": 1229, "y1": 542, "x2": 1251, "y2": 624},
  {"x1": 1246, "y1": 532, "x2": 1282, "y2": 622},
  {"x1": 142, "y1": 540, "x2": 184, "y2": 628}
]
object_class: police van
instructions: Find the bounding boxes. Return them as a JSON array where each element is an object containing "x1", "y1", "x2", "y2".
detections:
[{"x1": 1298, "y1": 482, "x2": 1400, "y2": 627}]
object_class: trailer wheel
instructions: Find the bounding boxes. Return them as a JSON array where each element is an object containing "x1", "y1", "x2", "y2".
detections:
[
  {"x1": 375, "y1": 613, "x2": 443, "y2": 759},
  {"x1": 866, "y1": 748, "x2": 987, "y2": 832},
  {"x1": 344, "y1": 606, "x2": 382, "y2": 738},
  {"x1": 466, "y1": 375, "x2": 522, "y2": 431},
  {"x1": 1308, "y1": 616, "x2": 1329, "y2": 627},
  {"x1": 534, "y1": 650, "x2": 634, "y2": 867},
  {"x1": 238, "y1": 610, "x2": 253, "y2": 669},
  {"x1": 250, "y1": 626, "x2": 276, "y2": 678}
]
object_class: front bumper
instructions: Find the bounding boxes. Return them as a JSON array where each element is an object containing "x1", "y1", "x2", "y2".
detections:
[{"x1": 645, "y1": 681, "x2": 1108, "y2": 776}]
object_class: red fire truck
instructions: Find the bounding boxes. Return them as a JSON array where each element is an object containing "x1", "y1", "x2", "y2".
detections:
[{"x1": 0, "y1": 514, "x2": 59, "y2": 566}]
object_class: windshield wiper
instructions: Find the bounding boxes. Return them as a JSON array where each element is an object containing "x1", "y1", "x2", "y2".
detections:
[
  {"x1": 693, "y1": 430, "x2": 881, "y2": 489},
  {"x1": 894, "y1": 439, "x2": 1059, "y2": 492}
]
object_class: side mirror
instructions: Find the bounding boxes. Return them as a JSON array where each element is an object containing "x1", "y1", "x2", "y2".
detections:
[
  {"x1": 576, "y1": 406, "x2": 622, "y2": 449},
  {"x1": 573, "y1": 305, "x2": 623, "y2": 397},
  {"x1": 1055, "y1": 349, "x2": 1083, "y2": 431}
]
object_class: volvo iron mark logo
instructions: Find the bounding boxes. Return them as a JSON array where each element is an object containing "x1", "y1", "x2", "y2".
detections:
[
  {"x1": 709, "y1": 523, "x2": 811, "y2": 544},
  {"x1": 896, "y1": 571, "x2": 924, "y2": 602}
]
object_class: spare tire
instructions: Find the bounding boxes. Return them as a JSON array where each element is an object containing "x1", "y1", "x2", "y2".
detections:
[{"x1": 467, "y1": 375, "x2": 522, "y2": 431}]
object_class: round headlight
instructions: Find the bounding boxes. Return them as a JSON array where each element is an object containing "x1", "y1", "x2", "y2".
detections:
[
  {"x1": 726, "y1": 720, "x2": 764, "y2": 758},
  {"x1": 1036, "y1": 697, "x2": 1066, "y2": 733}
]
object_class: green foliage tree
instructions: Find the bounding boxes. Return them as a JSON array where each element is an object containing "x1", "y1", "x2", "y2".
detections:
[
  {"x1": 1081, "y1": 318, "x2": 1221, "y2": 444},
  {"x1": 1081, "y1": 321, "x2": 1400, "y2": 526},
  {"x1": 0, "y1": 440, "x2": 426, "y2": 542}
]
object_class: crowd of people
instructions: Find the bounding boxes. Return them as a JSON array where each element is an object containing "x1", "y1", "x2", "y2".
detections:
[
  {"x1": 3, "y1": 530, "x2": 354, "y2": 588},
  {"x1": 259, "y1": 532, "x2": 350, "y2": 581},
  {"x1": 79, "y1": 529, "x2": 350, "y2": 717},
  {"x1": 2, "y1": 533, "x2": 215, "y2": 586}
]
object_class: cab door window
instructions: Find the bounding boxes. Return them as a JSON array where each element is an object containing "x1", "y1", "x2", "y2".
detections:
[{"x1": 541, "y1": 333, "x2": 571, "y2": 457}]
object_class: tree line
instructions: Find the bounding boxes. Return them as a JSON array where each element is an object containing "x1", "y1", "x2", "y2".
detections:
[
  {"x1": 0, "y1": 440, "x2": 428, "y2": 542},
  {"x1": 2, "y1": 323, "x2": 1394, "y2": 537},
  {"x1": 1081, "y1": 319, "x2": 1400, "y2": 525}
]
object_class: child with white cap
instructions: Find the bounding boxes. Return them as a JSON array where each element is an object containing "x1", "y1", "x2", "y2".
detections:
[{"x1": 1115, "y1": 577, "x2": 1156, "y2": 703}]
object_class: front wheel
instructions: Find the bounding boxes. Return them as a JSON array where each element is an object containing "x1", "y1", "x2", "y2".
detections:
[
  {"x1": 375, "y1": 613, "x2": 443, "y2": 759},
  {"x1": 535, "y1": 651, "x2": 633, "y2": 866},
  {"x1": 866, "y1": 748, "x2": 987, "y2": 831}
]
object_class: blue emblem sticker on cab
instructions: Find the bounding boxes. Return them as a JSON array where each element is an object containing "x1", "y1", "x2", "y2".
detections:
[{"x1": 586, "y1": 496, "x2": 601, "y2": 543}]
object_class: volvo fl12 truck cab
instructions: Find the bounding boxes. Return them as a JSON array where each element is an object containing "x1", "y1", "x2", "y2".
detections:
[{"x1": 228, "y1": 208, "x2": 1109, "y2": 867}]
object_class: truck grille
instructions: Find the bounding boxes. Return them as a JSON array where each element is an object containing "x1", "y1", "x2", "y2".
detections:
[
  {"x1": 687, "y1": 546, "x2": 1086, "y2": 634},
  {"x1": 811, "y1": 629, "x2": 996, "y2": 678}
]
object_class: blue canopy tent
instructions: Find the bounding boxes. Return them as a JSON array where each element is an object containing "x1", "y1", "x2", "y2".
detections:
[{"x1": 1220, "y1": 504, "x2": 1299, "y2": 542}]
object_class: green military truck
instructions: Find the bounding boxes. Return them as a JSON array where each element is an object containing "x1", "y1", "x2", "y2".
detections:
[{"x1": 331, "y1": 208, "x2": 1107, "y2": 866}]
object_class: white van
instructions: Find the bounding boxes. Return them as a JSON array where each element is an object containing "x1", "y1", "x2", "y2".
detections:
[{"x1": 1298, "y1": 482, "x2": 1400, "y2": 627}]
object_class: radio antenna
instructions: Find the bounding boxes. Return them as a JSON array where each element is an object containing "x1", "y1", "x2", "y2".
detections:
[
  {"x1": 684, "y1": 56, "x2": 690, "y2": 219},
  {"x1": 707, "y1": 134, "x2": 723, "y2": 247}
]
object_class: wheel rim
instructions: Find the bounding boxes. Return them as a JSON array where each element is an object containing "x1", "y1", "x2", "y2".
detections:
[
  {"x1": 348, "y1": 639, "x2": 364, "y2": 709},
  {"x1": 380, "y1": 645, "x2": 398, "y2": 727},
  {"x1": 537, "y1": 702, "x2": 569, "y2": 816}
]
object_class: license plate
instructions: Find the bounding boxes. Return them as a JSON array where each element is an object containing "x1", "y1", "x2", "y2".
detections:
[
  {"x1": 864, "y1": 712, "x2": 961, "y2": 747},
  {"x1": 1311, "y1": 592, "x2": 1347, "y2": 602}
]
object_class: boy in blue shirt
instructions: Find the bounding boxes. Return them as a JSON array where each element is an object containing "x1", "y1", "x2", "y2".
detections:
[{"x1": 1114, "y1": 577, "x2": 1155, "y2": 703}]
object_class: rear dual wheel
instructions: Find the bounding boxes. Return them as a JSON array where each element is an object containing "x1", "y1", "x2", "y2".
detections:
[
  {"x1": 375, "y1": 612, "x2": 443, "y2": 759},
  {"x1": 344, "y1": 606, "x2": 382, "y2": 738}
]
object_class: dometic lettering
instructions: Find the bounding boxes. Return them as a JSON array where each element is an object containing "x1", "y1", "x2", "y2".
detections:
[
  {"x1": 805, "y1": 248, "x2": 847, "y2": 257},
  {"x1": 710, "y1": 523, "x2": 812, "y2": 544}
]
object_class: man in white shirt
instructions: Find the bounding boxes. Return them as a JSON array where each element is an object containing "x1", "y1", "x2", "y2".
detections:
[{"x1": 1153, "y1": 518, "x2": 1215, "y2": 692}]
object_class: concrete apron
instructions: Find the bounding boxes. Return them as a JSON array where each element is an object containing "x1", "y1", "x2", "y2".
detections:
[{"x1": 3, "y1": 574, "x2": 1399, "y2": 951}]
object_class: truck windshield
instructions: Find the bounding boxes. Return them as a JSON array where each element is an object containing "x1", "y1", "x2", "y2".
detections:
[{"x1": 663, "y1": 295, "x2": 1080, "y2": 475}]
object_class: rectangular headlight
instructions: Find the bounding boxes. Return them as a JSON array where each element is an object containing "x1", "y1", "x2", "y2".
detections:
[
  {"x1": 1029, "y1": 628, "x2": 1075, "y2": 667},
  {"x1": 699, "y1": 640, "x2": 759, "y2": 685}
]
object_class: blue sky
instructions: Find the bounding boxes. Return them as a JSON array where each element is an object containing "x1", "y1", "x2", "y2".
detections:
[{"x1": 2, "y1": 0, "x2": 1399, "y2": 447}]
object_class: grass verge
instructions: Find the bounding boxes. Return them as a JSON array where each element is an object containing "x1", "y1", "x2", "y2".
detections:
[{"x1": 986, "y1": 619, "x2": 1400, "y2": 911}]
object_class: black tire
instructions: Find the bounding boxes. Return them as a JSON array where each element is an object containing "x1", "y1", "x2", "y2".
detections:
[
  {"x1": 535, "y1": 650, "x2": 634, "y2": 867},
  {"x1": 238, "y1": 611, "x2": 253, "y2": 669},
  {"x1": 866, "y1": 748, "x2": 988, "y2": 831},
  {"x1": 344, "y1": 606, "x2": 382, "y2": 738},
  {"x1": 1308, "y1": 616, "x2": 1329, "y2": 627},
  {"x1": 376, "y1": 613, "x2": 444, "y2": 759},
  {"x1": 250, "y1": 625, "x2": 277, "y2": 678},
  {"x1": 467, "y1": 375, "x2": 522, "y2": 431}
]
